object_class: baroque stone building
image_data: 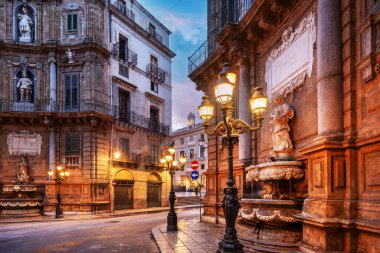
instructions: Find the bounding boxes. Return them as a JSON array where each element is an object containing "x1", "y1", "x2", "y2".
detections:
[
  {"x1": 189, "y1": 0, "x2": 380, "y2": 252},
  {"x1": 0, "y1": 0, "x2": 174, "y2": 215}
]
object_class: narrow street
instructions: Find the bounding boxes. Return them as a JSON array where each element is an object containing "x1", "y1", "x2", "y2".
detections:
[{"x1": 0, "y1": 209, "x2": 199, "y2": 253}]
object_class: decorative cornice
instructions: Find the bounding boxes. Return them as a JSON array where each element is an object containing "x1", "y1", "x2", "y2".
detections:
[
  {"x1": 112, "y1": 76, "x2": 137, "y2": 90},
  {"x1": 145, "y1": 92, "x2": 165, "y2": 104}
]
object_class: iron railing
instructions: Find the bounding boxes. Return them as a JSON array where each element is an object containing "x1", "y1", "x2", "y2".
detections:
[
  {"x1": 112, "y1": 43, "x2": 138, "y2": 67},
  {"x1": 146, "y1": 63, "x2": 166, "y2": 83},
  {"x1": 188, "y1": 0, "x2": 255, "y2": 74},
  {"x1": 0, "y1": 99, "x2": 170, "y2": 136},
  {"x1": 112, "y1": 0, "x2": 135, "y2": 21},
  {"x1": 147, "y1": 29, "x2": 163, "y2": 43},
  {"x1": 118, "y1": 109, "x2": 170, "y2": 136}
]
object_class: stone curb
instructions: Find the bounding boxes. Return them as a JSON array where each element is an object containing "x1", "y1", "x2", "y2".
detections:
[{"x1": 0, "y1": 205, "x2": 201, "y2": 224}]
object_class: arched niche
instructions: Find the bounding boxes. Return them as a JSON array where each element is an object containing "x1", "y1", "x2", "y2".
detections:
[
  {"x1": 147, "y1": 172, "x2": 162, "y2": 183},
  {"x1": 13, "y1": 68, "x2": 36, "y2": 103},
  {"x1": 14, "y1": 4, "x2": 36, "y2": 43}
]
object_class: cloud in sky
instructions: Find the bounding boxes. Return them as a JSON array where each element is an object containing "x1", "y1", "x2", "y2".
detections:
[{"x1": 138, "y1": 0, "x2": 207, "y2": 130}]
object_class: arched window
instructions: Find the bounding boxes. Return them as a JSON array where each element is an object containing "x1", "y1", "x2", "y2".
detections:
[
  {"x1": 14, "y1": 68, "x2": 35, "y2": 103},
  {"x1": 14, "y1": 4, "x2": 35, "y2": 43}
]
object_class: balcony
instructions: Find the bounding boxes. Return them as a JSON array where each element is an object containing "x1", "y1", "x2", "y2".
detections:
[
  {"x1": 0, "y1": 99, "x2": 117, "y2": 116},
  {"x1": 144, "y1": 155, "x2": 163, "y2": 170},
  {"x1": 112, "y1": 152, "x2": 142, "y2": 168},
  {"x1": 117, "y1": 110, "x2": 170, "y2": 136},
  {"x1": 146, "y1": 63, "x2": 166, "y2": 83},
  {"x1": 112, "y1": 43, "x2": 138, "y2": 67},
  {"x1": 112, "y1": 0, "x2": 135, "y2": 21},
  {"x1": 188, "y1": 0, "x2": 255, "y2": 74},
  {"x1": 147, "y1": 29, "x2": 163, "y2": 43}
]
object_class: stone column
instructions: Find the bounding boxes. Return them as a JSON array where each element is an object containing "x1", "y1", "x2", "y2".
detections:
[
  {"x1": 316, "y1": 0, "x2": 343, "y2": 139},
  {"x1": 49, "y1": 59, "x2": 57, "y2": 102},
  {"x1": 48, "y1": 129, "x2": 55, "y2": 172},
  {"x1": 237, "y1": 58, "x2": 251, "y2": 163}
]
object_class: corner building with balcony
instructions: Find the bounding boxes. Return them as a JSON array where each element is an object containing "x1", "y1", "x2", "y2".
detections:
[
  {"x1": 0, "y1": 0, "x2": 174, "y2": 216},
  {"x1": 108, "y1": 0, "x2": 175, "y2": 210},
  {"x1": 189, "y1": 0, "x2": 380, "y2": 252}
]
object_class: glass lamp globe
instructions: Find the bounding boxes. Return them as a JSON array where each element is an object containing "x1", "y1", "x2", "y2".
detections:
[
  {"x1": 215, "y1": 73, "x2": 234, "y2": 105},
  {"x1": 249, "y1": 87, "x2": 268, "y2": 116},
  {"x1": 198, "y1": 96, "x2": 214, "y2": 123}
]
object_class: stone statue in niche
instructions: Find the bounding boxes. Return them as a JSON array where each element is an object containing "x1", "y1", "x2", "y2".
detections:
[
  {"x1": 17, "y1": 6, "x2": 34, "y2": 42},
  {"x1": 66, "y1": 49, "x2": 75, "y2": 64},
  {"x1": 17, "y1": 157, "x2": 30, "y2": 184},
  {"x1": 17, "y1": 69, "x2": 33, "y2": 102},
  {"x1": 269, "y1": 94, "x2": 295, "y2": 158}
]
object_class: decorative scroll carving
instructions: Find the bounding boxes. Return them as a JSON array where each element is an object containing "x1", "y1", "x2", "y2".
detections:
[
  {"x1": 3, "y1": 185, "x2": 38, "y2": 192},
  {"x1": 0, "y1": 202, "x2": 41, "y2": 207},
  {"x1": 265, "y1": 12, "x2": 316, "y2": 98},
  {"x1": 7, "y1": 130, "x2": 42, "y2": 156},
  {"x1": 239, "y1": 208, "x2": 299, "y2": 223},
  {"x1": 246, "y1": 161, "x2": 304, "y2": 182}
]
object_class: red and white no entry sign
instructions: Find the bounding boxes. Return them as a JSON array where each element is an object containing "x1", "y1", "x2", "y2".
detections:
[
  {"x1": 112, "y1": 180, "x2": 117, "y2": 187},
  {"x1": 191, "y1": 160, "x2": 199, "y2": 170}
]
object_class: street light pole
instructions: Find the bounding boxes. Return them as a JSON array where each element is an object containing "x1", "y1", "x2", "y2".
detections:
[
  {"x1": 160, "y1": 145, "x2": 187, "y2": 231},
  {"x1": 48, "y1": 165, "x2": 70, "y2": 219},
  {"x1": 198, "y1": 62, "x2": 268, "y2": 253}
]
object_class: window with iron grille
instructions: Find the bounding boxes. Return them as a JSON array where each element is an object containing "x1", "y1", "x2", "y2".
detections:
[
  {"x1": 149, "y1": 144, "x2": 159, "y2": 164},
  {"x1": 189, "y1": 148, "x2": 195, "y2": 160},
  {"x1": 200, "y1": 146, "x2": 205, "y2": 158}
]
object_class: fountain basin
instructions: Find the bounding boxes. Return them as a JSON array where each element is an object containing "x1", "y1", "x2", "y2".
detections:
[{"x1": 246, "y1": 161, "x2": 304, "y2": 182}]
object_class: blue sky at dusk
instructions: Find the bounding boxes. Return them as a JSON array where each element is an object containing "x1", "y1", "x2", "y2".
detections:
[{"x1": 138, "y1": 0, "x2": 207, "y2": 130}]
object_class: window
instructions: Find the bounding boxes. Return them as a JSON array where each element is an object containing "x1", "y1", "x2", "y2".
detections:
[
  {"x1": 65, "y1": 134, "x2": 80, "y2": 155},
  {"x1": 179, "y1": 150, "x2": 185, "y2": 159},
  {"x1": 119, "y1": 63, "x2": 129, "y2": 78},
  {"x1": 149, "y1": 23, "x2": 156, "y2": 37},
  {"x1": 64, "y1": 74, "x2": 79, "y2": 111},
  {"x1": 189, "y1": 148, "x2": 195, "y2": 160},
  {"x1": 150, "y1": 55, "x2": 158, "y2": 65},
  {"x1": 180, "y1": 138, "x2": 184, "y2": 145},
  {"x1": 149, "y1": 107, "x2": 159, "y2": 131},
  {"x1": 200, "y1": 146, "x2": 205, "y2": 158},
  {"x1": 200, "y1": 134, "x2": 205, "y2": 140},
  {"x1": 201, "y1": 164, "x2": 205, "y2": 170},
  {"x1": 67, "y1": 13, "x2": 78, "y2": 32},
  {"x1": 151, "y1": 81, "x2": 158, "y2": 93},
  {"x1": 119, "y1": 35, "x2": 128, "y2": 61},
  {"x1": 189, "y1": 136, "x2": 194, "y2": 142},
  {"x1": 120, "y1": 138, "x2": 130, "y2": 159},
  {"x1": 119, "y1": 89, "x2": 130, "y2": 121},
  {"x1": 150, "y1": 144, "x2": 159, "y2": 164}
]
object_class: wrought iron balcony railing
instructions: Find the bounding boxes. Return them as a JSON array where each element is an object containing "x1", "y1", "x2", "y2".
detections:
[
  {"x1": 146, "y1": 63, "x2": 166, "y2": 83},
  {"x1": 118, "y1": 109, "x2": 170, "y2": 136},
  {"x1": 112, "y1": 43, "x2": 138, "y2": 67},
  {"x1": 112, "y1": 0, "x2": 135, "y2": 21},
  {"x1": 188, "y1": 0, "x2": 255, "y2": 74},
  {"x1": 147, "y1": 29, "x2": 163, "y2": 43},
  {"x1": 0, "y1": 99, "x2": 117, "y2": 115}
]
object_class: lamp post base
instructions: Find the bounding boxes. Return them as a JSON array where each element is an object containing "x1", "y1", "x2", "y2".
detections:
[
  {"x1": 55, "y1": 208, "x2": 63, "y2": 219},
  {"x1": 167, "y1": 212, "x2": 178, "y2": 231},
  {"x1": 217, "y1": 240, "x2": 244, "y2": 253}
]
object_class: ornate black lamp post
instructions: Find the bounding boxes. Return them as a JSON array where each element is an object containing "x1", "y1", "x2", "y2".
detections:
[
  {"x1": 198, "y1": 62, "x2": 268, "y2": 253},
  {"x1": 48, "y1": 165, "x2": 70, "y2": 219},
  {"x1": 160, "y1": 145, "x2": 187, "y2": 231}
]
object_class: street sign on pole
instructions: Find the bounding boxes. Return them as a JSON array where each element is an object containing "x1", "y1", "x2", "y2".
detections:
[
  {"x1": 191, "y1": 160, "x2": 199, "y2": 170},
  {"x1": 191, "y1": 171, "x2": 199, "y2": 180},
  {"x1": 112, "y1": 180, "x2": 117, "y2": 187}
]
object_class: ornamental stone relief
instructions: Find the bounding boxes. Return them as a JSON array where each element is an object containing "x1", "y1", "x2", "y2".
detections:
[
  {"x1": 265, "y1": 12, "x2": 316, "y2": 98},
  {"x1": 7, "y1": 130, "x2": 42, "y2": 156}
]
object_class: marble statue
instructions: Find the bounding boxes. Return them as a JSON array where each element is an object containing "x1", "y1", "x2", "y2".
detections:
[
  {"x1": 66, "y1": 49, "x2": 75, "y2": 63},
  {"x1": 17, "y1": 157, "x2": 30, "y2": 184},
  {"x1": 17, "y1": 6, "x2": 33, "y2": 42},
  {"x1": 17, "y1": 69, "x2": 33, "y2": 102},
  {"x1": 269, "y1": 95, "x2": 294, "y2": 156}
]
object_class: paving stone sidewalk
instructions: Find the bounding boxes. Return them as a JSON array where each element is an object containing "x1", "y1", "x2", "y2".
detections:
[{"x1": 152, "y1": 218, "x2": 224, "y2": 253}]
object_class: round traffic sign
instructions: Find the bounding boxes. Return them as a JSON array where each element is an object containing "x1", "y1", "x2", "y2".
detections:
[
  {"x1": 191, "y1": 171, "x2": 199, "y2": 180},
  {"x1": 112, "y1": 180, "x2": 117, "y2": 187},
  {"x1": 191, "y1": 160, "x2": 199, "y2": 170}
]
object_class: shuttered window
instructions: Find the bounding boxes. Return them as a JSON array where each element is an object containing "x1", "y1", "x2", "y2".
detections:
[
  {"x1": 65, "y1": 134, "x2": 81, "y2": 155},
  {"x1": 67, "y1": 14, "x2": 78, "y2": 32},
  {"x1": 64, "y1": 74, "x2": 79, "y2": 111},
  {"x1": 120, "y1": 138, "x2": 130, "y2": 158}
]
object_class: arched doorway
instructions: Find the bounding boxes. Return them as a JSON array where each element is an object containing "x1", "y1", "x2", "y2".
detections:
[
  {"x1": 147, "y1": 173, "x2": 162, "y2": 208},
  {"x1": 114, "y1": 170, "x2": 134, "y2": 210}
]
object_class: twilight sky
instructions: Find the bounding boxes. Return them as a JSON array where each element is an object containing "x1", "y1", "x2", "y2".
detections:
[{"x1": 138, "y1": 0, "x2": 207, "y2": 131}]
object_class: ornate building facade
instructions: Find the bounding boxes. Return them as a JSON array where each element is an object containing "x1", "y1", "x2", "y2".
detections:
[
  {"x1": 189, "y1": 0, "x2": 380, "y2": 252},
  {"x1": 170, "y1": 113, "x2": 208, "y2": 191},
  {"x1": 0, "y1": 0, "x2": 174, "y2": 215}
]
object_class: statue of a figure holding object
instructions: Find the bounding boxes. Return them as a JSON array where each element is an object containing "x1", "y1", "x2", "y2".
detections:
[{"x1": 17, "y1": 6, "x2": 34, "y2": 42}]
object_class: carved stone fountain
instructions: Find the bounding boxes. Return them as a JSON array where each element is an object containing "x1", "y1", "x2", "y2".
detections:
[
  {"x1": 237, "y1": 95, "x2": 305, "y2": 252},
  {"x1": 0, "y1": 131, "x2": 44, "y2": 216}
]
